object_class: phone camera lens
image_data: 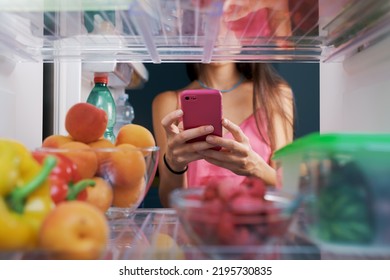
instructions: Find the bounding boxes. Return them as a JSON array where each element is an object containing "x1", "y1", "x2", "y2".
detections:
[{"x1": 185, "y1": 96, "x2": 189, "y2": 100}]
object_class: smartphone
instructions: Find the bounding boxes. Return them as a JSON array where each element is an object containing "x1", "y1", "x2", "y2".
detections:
[{"x1": 180, "y1": 89, "x2": 222, "y2": 148}]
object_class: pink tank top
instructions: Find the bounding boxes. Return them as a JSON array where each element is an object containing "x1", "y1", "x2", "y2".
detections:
[{"x1": 186, "y1": 111, "x2": 272, "y2": 188}]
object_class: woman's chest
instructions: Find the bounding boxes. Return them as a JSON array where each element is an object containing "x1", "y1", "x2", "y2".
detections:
[{"x1": 222, "y1": 87, "x2": 254, "y2": 127}]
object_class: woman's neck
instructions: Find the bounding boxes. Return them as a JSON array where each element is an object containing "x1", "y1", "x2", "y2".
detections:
[{"x1": 198, "y1": 63, "x2": 242, "y2": 92}]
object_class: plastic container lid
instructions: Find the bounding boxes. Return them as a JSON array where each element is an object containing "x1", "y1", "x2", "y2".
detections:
[{"x1": 273, "y1": 133, "x2": 390, "y2": 160}]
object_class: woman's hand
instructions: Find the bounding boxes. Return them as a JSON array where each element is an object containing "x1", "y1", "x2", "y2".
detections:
[
  {"x1": 198, "y1": 118, "x2": 268, "y2": 178},
  {"x1": 161, "y1": 109, "x2": 217, "y2": 172}
]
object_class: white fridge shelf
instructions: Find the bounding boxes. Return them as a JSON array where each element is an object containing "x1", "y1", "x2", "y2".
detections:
[{"x1": 0, "y1": 0, "x2": 388, "y2": 63}]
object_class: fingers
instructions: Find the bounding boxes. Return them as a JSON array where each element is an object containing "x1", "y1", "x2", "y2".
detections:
[
  {"x1": 199, "y1": 150, "x2": 248, "y2": 176},
  {"x1": 222, "y1": 118, "x2": 247, "y2": 143},
  {"x1": 169, "y1": 125, "x2": 215, "y2": 148},
  {"x1": 161, "y1": 109, "x2": 183, "y2": 136},
  {"x1": 202, "y1": 119, "x2": 250, "y2": 156},
  {"x1": 161, "y1": 109, "x2": 218, "y2": 145}
]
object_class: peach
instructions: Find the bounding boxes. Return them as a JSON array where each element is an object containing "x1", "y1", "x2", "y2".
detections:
[
  {"x1": 85, "y1": 177, "x2": 113, "y2": 213},
  {"x1": 39, "y1": 200, "x2": 109, "y2": 260},
  {"x1": 115, "y1": 124, "x2": 156, "y2": 148},
  {"x1": 65, "y1": 102, "x2": 108, "y2": 144},
  {"x1": 60, "y1": 141, "x2": 98, "y2": 179},
  {"x1": 42, "y1": 134, "x2": 73, "y2": 148},
  {"x1": 102, "y1": 143, "x2": 146, "y2": 189}
]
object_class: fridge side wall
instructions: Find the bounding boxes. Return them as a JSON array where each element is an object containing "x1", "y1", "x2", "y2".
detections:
[
  {"x1": 0, "y1": 62, "x2": 43, "y2": 149},
  {"x1": 320, "y1": 37, "x2": 390, "y2": 133}
]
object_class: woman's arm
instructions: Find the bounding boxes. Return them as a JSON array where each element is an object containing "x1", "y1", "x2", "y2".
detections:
[
  {"x1": 152, "y1": 91, "x2": 216, "y2": 207},
  {"x1": 152, "y1": 91, "x2": 187, "y2": 207}
]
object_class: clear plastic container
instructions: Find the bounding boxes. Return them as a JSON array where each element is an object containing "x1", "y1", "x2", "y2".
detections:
[
  {"x1": 86, "y1": 73, "x2": 117, "y2": 143},
  {"x1": 273, "y1": 133, "x2": 390, "y2": 255}
]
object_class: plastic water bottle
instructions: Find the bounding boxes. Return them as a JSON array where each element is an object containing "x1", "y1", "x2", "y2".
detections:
[
  {"x1": 87, "y1": 73, "x2": 116, "y2": 143},
  {"x1": 114, "y1": 93, "x2": 135, "y2": 136}
]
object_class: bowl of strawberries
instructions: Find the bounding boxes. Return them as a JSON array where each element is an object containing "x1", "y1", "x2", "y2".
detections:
[{"x1": 170, "y1": 178, "x2": 301, "y2": 259}]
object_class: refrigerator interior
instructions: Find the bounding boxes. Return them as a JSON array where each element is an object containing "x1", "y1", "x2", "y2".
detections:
[
  {"x1": 0, "y1": 0, "x2": 389, "y2": 146},
  {"x1": 0, "y1": 0, "x2": 389, "y2": 149},
  {"x1": 0, "y1": 0, "x2": 390, "y2": 259}
]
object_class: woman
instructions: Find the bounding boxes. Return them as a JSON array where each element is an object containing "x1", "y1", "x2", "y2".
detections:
[{"x1": 152, "y1": 63, "x2": 295, "y2": 207}]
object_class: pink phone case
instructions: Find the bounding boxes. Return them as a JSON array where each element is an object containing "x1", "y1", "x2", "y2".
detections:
[{"x1": 180, "y1": 89, "x2": 222, "y2": 147}]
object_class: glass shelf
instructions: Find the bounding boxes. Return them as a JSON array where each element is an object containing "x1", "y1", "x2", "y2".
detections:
[
  {"x1": 0, "y1": 0, "x2": 388, "y2": 63},
  {"x1": 3, "y1": 208, "x2": 389, "y2": 260}
]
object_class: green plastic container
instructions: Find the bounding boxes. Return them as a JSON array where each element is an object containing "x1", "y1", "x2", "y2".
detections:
[{"x1": 273, "y1": 133, "x2": 390, "y2": 253}]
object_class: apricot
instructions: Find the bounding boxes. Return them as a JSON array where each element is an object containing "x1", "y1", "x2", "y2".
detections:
[
  {"x1": 65, "y1": 102, "x2": 108, "y2": 144},
  {"x1": 102, "y1": 143, "x2": 146, "y2": 189},
  {"x1": 85, "y1": 177, "x2": 113, "y2": 213},
  {"x1": 88, "y1": 138, "x2": 115, "y2": 169},
  {"x1": 39, "y1": 200, "x2": 109, "y2": 260},
  {"x1": 112, "y1": 178, "x2": 145, "y2": 208},
  {"x1": 115, "y1": 124, "x2": 156, "y2": 148},
  {"x1": 60, "y1": 141, "x2": 98, "y2": 179},
  {"x1": 42, "y1": 134, "x2": 73, "y2": 148},
  {"x1": 88, "y1": 138, "x2": 115, "y2": 149},
  {"x1": 150, "y1": 232, "x2": 185, "y2": 260}
]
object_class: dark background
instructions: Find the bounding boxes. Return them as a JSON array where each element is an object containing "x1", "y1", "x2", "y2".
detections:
[
  {"x1": 128, "y1": 63, "x2": 319, "y2": 140},
  {"x1": 127, "y1": 63, "x2": 320, "y2": 208}
]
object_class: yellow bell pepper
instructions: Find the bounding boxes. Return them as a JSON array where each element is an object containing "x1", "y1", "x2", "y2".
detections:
[
  {"x1": 0, "y1": 139, "x2": 56, "y2": 250},
  {"x1": 0, "y1": 141, "x2": 20, "y2": 196}
]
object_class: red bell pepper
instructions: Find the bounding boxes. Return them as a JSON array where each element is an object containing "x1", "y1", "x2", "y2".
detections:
[{"x1": 32, "y1": 151, "x2": 95, "y2": 204}]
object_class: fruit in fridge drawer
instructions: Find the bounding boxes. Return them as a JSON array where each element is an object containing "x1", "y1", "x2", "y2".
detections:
[
  {"x1": 39, "y1": 200, "x2": 109, "y2": 260},
  {"x1": 115, "y1": 124, "x2": 156, "y2": 149},
  {"x1": 42, "y1": 134, "x2": 73, "y2": 148},
  {"x1": 65, "y1": 102, "x2": 108, "y2": 144},
  {"x1": 59, "y1": 141, "x2": 98, "y2": 179}
]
